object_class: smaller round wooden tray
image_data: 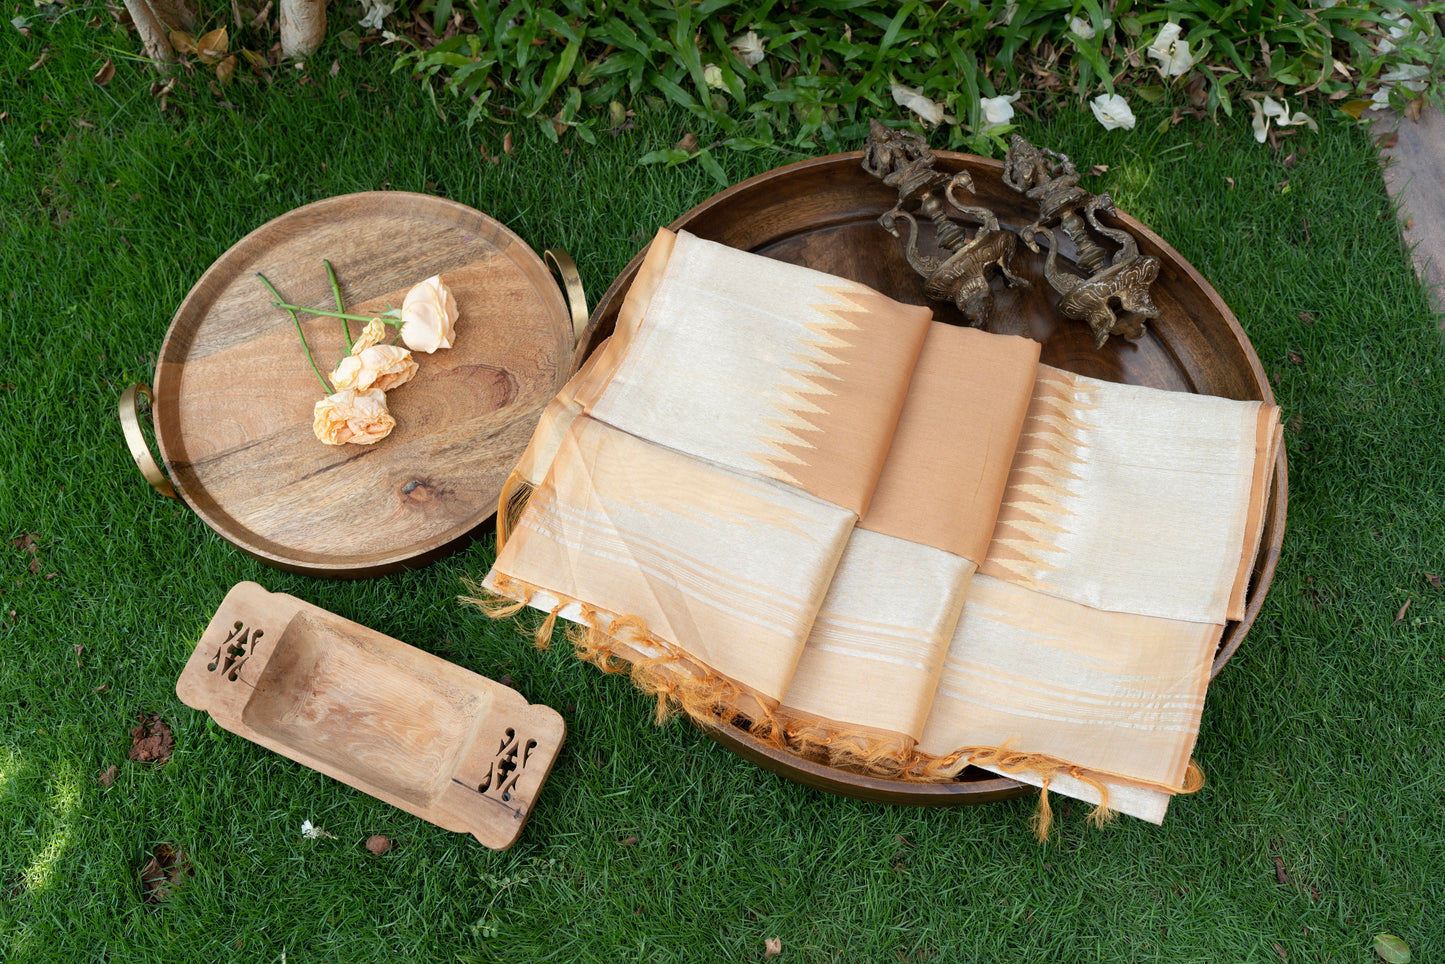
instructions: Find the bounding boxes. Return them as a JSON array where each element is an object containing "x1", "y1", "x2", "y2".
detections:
[
  {"x1": 583, "y1": 152, "x2": 1288, "y2": 806},
  {"x1": 150, "y1": 192, "x2": 575, "y2": 577}
]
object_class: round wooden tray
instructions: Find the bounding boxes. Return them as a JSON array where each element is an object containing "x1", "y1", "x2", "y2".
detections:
[
  {"x1": 149, "y1": 192, "x2": 576, "y2": 577},
  {"x1": 582, "y1": 151, "x2": 1288, "y2": 805}
]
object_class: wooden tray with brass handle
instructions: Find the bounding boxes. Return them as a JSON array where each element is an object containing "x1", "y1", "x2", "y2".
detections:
[
  {"x1": 177, "y1": 582, "x2": 565, "y2": 850},
  {"x1": 122, "y1": 192, "x2": 587, "y2": 577}
]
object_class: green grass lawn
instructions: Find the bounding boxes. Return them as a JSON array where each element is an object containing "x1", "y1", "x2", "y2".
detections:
[{"x1": 3, "y1": 5, "x2": 1444, "y2": 963}]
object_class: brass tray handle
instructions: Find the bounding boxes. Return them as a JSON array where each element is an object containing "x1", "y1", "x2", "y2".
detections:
[
  {"x1": 544, "y1": 248, "x2": 589, "y2": 346},
  {"x1": 119, "y1": 383, "x2": 178, "y2": 499}
]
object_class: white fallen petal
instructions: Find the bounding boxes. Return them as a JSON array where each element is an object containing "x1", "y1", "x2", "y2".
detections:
[
  {"x1": 703, "y1": 63, "x2": 726, "y2": 90},
  {"x1": 1147, "y1": 22, "x2": 1194, "y2": 77},
  {"x1": 1069, "y1": 16, "x2": 1094, "y2": 39},
  {"x1": 892, "y1": 83, "x2": 953, "y2": 126},
  {"x1": 1089, "y1": 93, "x2": 1135, "y2": 131},
  {"x1": 729, "y1": 30, "x2": 765, "y2": 67},
  {"x1": 1250, "y1": 98, "x2": 1270, "y2": 142},
  {"x1": 1286, "y1": 110, "x2": 1318, "y2": 132},
  {"x1": 980, "y1": 93, "x2": 1020, "y2": 130},
  {"x1": 358, "y1": 0, "x2": 392, "y2": 29}
]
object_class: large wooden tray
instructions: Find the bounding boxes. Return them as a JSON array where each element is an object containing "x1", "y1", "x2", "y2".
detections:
[
  {"x1": 147, "y1": 192, "x2": 577, "y2": 577},
  {"x1": 178, "y1": 582, "x2": 565, "y2": 849},
  {"x1": 582, "y1": 151, "x2": 1288, "y2": 806}
]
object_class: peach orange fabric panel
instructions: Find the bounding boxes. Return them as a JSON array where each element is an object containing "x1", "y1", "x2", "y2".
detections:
[
  {"x1": 861, "y1": 322, "x2": 1040, "y2": 562},
  {"x1": 778, "y1": 528, "x2": 974, "y2": 743},
  {"x1": 917, "y1": 572, "x2": 1221, "y2": 792},
  {"x1": 585, "y1": 230, "x2": 932, "y2": 515},
  {"x1": 981, "y1": 365, "x2": 1275, "y2": 625},
  {"x1": 489, "y1": 416, "x2": 855, "y2": 704}
]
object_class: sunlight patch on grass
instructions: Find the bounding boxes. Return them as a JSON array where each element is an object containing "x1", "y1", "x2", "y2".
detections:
[{"x1": 20, "y1": 766, "x2": 81, "y2": 900}]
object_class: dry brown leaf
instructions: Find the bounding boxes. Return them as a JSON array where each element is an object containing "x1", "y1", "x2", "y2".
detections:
[
  {"x1": 1405, "y1": 97, "x2": 1424, "y2": 122},
  {"x1": 215, "y1": 55, "x2": 237, "y2": 85},
  {"x1": 12, "y1": 533, "x2": 38, "y2": 553},
  {"x1": 674, "y1": 132, "x2": 699, "y2": 154},
  {"x1": 250, "y1": 0, "x2": 272, "y2": 29},
  {"x1": 1394, "y1": 599, "x2": 1412, "y2": 624},
  {"x1": 329, "y1": 59, "x2": 340, "y2": 76},
  {"x1": 764, "y1": 937, "x2": 782, "y2": 958},
  {"x1": 502, "y1": 131, "x2": 514, "y2": 155},
  {"x1": 93, "y1": 58, "x2": 115, "y2": 86},
  {"x1": 1087, "y1": 164, "x2": 1109, "y2": 177},
  {"x1": 28, "y1": 51, "x2": 50, "y2": 71},
  {"x1": 139, "y1": 844, "x2": 192, "y2": 903},
  {"x1": 1298, "y1": 311, "x2": 1314, "y2": 325},
  {"x1": 365, "y1": 834, "x2": 392, "y2": 855},
  {"x1": 1287, "y1": 350, "x2": 1304, "y2": 365},
  {"x1": 618, "y1": 835, "x2": 639, "y2": 846},
  {"x1": 1273, "y1": 942, "x2": 1288, "y2": 962},
  {"x1": 1377, "y1": 130, "x2": 1399, "y2": 150},
  {"x1": 170, "y1": 29, "x2": 197, "y2": 53},
  {"x1": 1425, "y1": 573, "x2": 1441, "y2": 589},
  {"x1": 196, "y1": 26, "x2": 228, "y2": 63},
  {"x1": 128, "y1": 712, "x2": 175, "y2": 764},
  {"x1": 98, "y1": 764, "x2": 118, "y2": 788}
]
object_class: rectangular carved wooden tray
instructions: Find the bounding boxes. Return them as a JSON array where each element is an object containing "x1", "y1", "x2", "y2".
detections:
[{"x1": 177, "y1": 582, "x2": 565, "y2": 849}]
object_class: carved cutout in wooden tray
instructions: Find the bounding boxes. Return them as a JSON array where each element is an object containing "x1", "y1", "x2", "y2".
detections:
[{"x1": 177, "y1": 582, "x2": 565, "y2": 849}]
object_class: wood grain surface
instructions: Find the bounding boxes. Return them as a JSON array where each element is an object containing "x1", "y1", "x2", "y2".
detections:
[
  {"x1": 583, "y1": 151, "x2": 1288, "y2": 806},
  {"x1": 153, "y1": 192, "x2": 573, "y2": 577},
  {"x1": 177, "y1": 582, "x2": 566, "y2": 850}
]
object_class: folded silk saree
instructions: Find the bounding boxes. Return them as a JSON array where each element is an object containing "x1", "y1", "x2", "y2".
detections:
[{"x1": 477, "y1": 228, "x2": 1280, "y2": 830}]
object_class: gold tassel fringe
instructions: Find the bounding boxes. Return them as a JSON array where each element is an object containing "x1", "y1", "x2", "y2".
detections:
[{"x1": 467, "y1": 567, "x2": 1207, "y2": 839}]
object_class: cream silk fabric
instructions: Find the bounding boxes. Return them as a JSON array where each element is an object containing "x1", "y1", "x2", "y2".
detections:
[{"x1": 482, "y1": 227, "x2": 1280, "y2": 827}]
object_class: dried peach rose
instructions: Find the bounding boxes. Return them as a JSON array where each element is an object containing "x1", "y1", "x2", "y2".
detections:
[
  {"x1": 399, "y1": 275, "x2": 457, "y2": 353},
  {"x1": 352, "y1": 316, "x2": 389, "y2": 354},
  {"x1": 313, "y1": 388, "x2": 396, "y2": 445},
  {"x1": 330, "y1": 345, "x2": 418, "y2": 393}
]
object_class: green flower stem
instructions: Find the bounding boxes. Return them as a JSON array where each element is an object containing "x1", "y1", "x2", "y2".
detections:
[
  {"x1": 257, "y1": 272, "x2": 333, "y2": 394},
  {"x1": 267, "y1": 301, "x2": 401, "y2": 327},
  {"x1": 324, "y1": 259, "x2": 352, "y2": 351}
]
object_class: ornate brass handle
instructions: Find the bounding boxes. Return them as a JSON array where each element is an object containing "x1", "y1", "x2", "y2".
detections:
[
  {"x1": 118, "y1": 383, "x2": 177, "y2": 499},
  {"x1": 543, "y1": 248, "x2": 589, "y2": 346}
]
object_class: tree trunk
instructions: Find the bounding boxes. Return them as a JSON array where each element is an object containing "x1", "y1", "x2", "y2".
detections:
[
  {"x1": 280, "y1": 0, "x2": 326, "y2": 59},
  {"x1": 121, "y1": 0, "x2": 197, "y2": 68},
  {"x1": 123, "y1": 0, "x2": 167, "y2": 65},
  {"x1": 148, "y1": 0, "x2": 196, "y2": 31}
]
